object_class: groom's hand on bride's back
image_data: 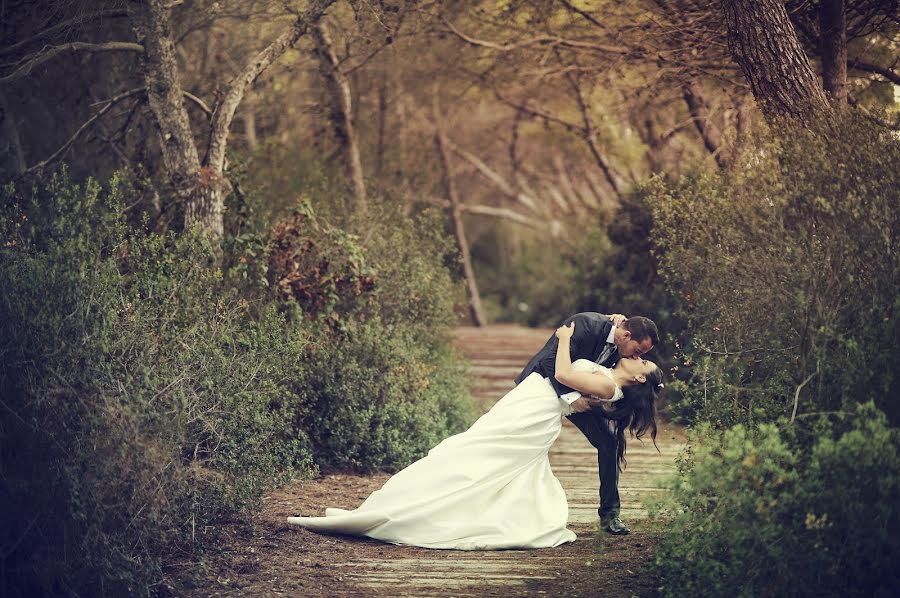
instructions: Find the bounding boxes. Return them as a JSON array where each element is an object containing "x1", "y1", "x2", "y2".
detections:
[{"x1": 569, "y1": 395, "x2": 606, "y2": 413}]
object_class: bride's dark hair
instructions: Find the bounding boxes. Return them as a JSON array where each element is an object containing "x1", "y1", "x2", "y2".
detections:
[{"x1": 602, "y1": 365, "x2": 663, "y2": 471}]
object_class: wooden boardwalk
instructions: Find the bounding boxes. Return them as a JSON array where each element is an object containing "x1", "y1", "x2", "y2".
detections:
[{"x1": 195, "y1": 325, "x2": 683, "y2": 597}]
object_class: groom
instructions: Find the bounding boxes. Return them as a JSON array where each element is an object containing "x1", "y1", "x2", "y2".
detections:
[{"x1": 516, "y1": 312, "x2": 659, "y2": 535}]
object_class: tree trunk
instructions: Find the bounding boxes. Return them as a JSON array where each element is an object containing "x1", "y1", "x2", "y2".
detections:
[
  {"x1": 721, "y1": 0, "x2": 830, "y2": 122},
  {"x1": 0, "y1": 90, "x2": 26, "y2": 175},
  {"x1": 434, "y1": 115, "x2": 487, "y2": 327},
  {"x1": 132, "y1": 1, "x2": 335, "y2": 242},
  {"x1": 682, "y1": 80, "x2": 727, "y2": 169},
  {"x1": 313, "y1": 21, "x2": 367, "y2": 214},
  {"x1": 733, "y1": 91, "x2": 753, "y2": 162},
  {"x1": 818, "y1": 0, "x2": 847, "y2": 106},
  {"x1": 128, "y1": 1, "x2": 202, "y2": 208},
  {"x1": 244, "y1": 109, "x2": 259, "y2": 151},
  {"x1": 376, "y1": 75, "x2": 388, "y2": 178},
  {"x1": 184, "y1": 178, "x2": 226, "y2": 240}
]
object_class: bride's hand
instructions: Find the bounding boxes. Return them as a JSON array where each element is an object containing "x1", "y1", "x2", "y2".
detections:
[{"x1": 555, "y1": 322, "x2": 575, "y2": 340}]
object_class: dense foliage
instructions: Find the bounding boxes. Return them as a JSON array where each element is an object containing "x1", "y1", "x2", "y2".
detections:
[
  {"x1": 648, "y1": 115, "x2": 900, "y2": 596},
  {"x1": 653, "y1": 404, "x2": 900, "y2": 597},
  {"x1": 651, "y1": 114, "x2": 899, "y2": 427},
  {"x1": 0, "y1": 169, "x2": 474, "y2": 596}
]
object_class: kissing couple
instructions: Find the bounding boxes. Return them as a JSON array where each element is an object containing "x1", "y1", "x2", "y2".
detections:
[{"x1": 288, "y1": 311, "x2": 663, "y2": 549}]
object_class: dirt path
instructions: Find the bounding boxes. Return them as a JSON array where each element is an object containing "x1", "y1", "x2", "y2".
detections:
[{"x1": 188, "y1": 325, "x2": 683, "y2": 597}]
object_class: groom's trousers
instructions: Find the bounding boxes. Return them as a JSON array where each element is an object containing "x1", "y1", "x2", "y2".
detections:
[{"x1": 566, "y1": 411, "x2": 620, "y2": 520}]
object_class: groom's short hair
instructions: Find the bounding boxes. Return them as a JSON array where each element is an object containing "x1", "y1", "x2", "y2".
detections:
[{"x1": 621, "y1": 316, "x2": 659, "y2": 346}]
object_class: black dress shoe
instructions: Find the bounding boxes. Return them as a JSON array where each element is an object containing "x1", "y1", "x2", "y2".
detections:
[{"x1": 601, "y1": 515, "x2": 630, "y2": 535}]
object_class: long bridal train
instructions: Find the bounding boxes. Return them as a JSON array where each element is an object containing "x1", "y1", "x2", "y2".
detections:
[{"x1": 286, "y1": 362, "x2": 610, "y2": 550}]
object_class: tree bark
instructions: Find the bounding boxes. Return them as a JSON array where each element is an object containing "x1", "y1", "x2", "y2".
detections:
[
  {"x1": 130, "y1": 0, "x2": 335, "y2": 241},
  {"x1": 376, "y1": 75, "x2": 388, "y2": 178},
  {"x1": 185, "y1": 177, "x2": 226, "y2": 240},
  {"x1": 682, "y1": 80, "x2": 727, "y2": 169},
  {"x1": 721, "y1": 0, "x2": 830, "y2": 122},
  {"x1": 559, "y1": 58, "x2": 623, "y2": 201},
  {"x1": 0, "y1": 90, "x2": 27, "y2": 175},
  {"x1": 818, "y1": 0, "x2": 847, "y2": 106},
  {"x1": 128, "y1": 1, "x2": 203, "y2": 213},
  {"x1": 434, "y1": 103, "x2": 487, "y2": 327},
  {"x1": 313, "y1": 20, "x2": 367, "y2": 215}
]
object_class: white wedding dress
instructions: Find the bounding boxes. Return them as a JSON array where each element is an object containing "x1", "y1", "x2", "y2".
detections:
[{"x1": 287, "y1": 359, "x2": 622, "y2": 550}]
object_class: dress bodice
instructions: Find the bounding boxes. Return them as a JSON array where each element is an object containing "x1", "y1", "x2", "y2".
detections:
[
  {"x1": 570, "y1": 359, "x2": 624, "y2": 403},
  {"x1": 557, "y1": 360, "x2": 623, "y2": 417}
]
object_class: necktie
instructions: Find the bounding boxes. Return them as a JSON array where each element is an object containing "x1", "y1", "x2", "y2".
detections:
[{"x1": 596, "y1": 343, "x2": 617, "y2": 366}]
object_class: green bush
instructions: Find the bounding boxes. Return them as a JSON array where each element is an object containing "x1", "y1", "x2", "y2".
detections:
[
  {"x1": 265, "y1": 197, "x2": 478, "y2": 471},
  {"x1": 300, "y1": 321, "x2": 473, "y2": 471},
  {"x1": 651, "y1": 114, "x2": 900, "y2": 427},
  {"x1": 653, "y1": 403, "x2": 900, "y2": 597},
  {"x1": 1, "y1": 167, "x2": 477, "y2": 595},
  {"x1": 0, "y1": 170, "x2": 317, "y2": 596}
]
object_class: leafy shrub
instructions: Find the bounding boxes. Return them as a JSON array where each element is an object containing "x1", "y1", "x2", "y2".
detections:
[
  {"x1": 300, "y1": 321, "x2": 473, "y2": 471},
  {"x1": 0, "y1": 173, "x2": 314, "y2": 594},
  {"x1": 650, "y1": 114, "x2": 900, "y2": 427},
  {"x1": 653, "y1": 403, "x2": 900, "y2": 597},
  {"x1": 269, "y1": 197, "x2": 478, "y2": 471},
  {"x1": 1, "y1": 167, "x2": 477, "y2": 595},
  {"x1": 0, "y1": 170, "x2": 317, "y2": 596},
  {"x1": 227, "y1": 162, "x2": 476, "y2": 471},
  {"x1": 267, "y1": 200, "x2": 375, "y2": 325}
]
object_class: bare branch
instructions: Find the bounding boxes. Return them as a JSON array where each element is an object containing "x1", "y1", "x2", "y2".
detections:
[
  {"x1": 205, "y1": 0, "x2": 337, "y2": 172},
  {"x1": 441, "y1": 135, "x2": 541, "y2": 213},
  {"x1": 25, "y1": 88, "x2": 146, "y2": 173},
  {"x1": 848, "y1": 58, "x2": 900, "y2": 85},
  {"x1": 682, "y1": 80, "x2": 728, "y2": 168},
  {"x1": 313, "y1": 18, "x2": 366, "y2": 211},
  {"x1": 415, "y1": 194, "x2": 545, "y2": 230},
  {"x1": 559, "y1": 0, "x2": 609, "y2": 31},
  {"x1": 555, "y1": 49, "x2": 623, "y2": 199},
  {"x1": 182, "y1": 90, "x2": 212, "y2": 117},
  {"x1": 0, "y1": 9, "x2": 129, "y2": 58},
  {"x1": 441, "y1": 17, "x2": 628, "y2": 55},
  {"x1": 492, "y1": 91, "x2": 585, "y2": 135},
  {"x1": 790, "y1": 370, "x2": 818, "y2": 423},
  {"x1": 1, "y1": 42, "x2": 144, "y2": 86}
]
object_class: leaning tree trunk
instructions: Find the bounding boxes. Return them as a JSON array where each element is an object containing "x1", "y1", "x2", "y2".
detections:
[
  {"x1": 721, "y1": 0, "x2": 830, "y2": 122},
  {"x1": 434, "y1": 105, "x2": 486, "y2": 327},
  {"x1": 682, "y1": 80, "x2": 727, "y2": 169},
  {"x1": 818, "y1": 0, "x2": 847, "y2": 106},
  {"x1": 313, "y1": 21, "x2": 367, "y2": 215}
]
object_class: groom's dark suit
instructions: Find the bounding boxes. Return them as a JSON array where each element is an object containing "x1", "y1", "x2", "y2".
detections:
[{"x1": 515, "y1": 312, "x2": 621, "y2": 521}]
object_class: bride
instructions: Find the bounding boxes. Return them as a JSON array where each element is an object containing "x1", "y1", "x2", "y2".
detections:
[{"x1": 287, "y1": 321, "x2": 662, "y2": 550}]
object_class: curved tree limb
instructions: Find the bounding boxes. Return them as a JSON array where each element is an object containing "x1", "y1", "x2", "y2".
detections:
[
  {"x1": 440, "y1": 16, "x2": 628, "y2": 55},
  {"x1": 182, "y1": 90, "x2": 212, "y2": 117},
  {"x1": 0, "y1": 9, "x2": 129, "y2": 58},
  {"x1": 848, "y1": 58, "x2": 900, "y2": 85},
  {"x1": 204, "y1": 0, "x2": 337, "y2": 173},
  {"x1": 0, "y1": 42, "x2": 144, "y2": 86}
]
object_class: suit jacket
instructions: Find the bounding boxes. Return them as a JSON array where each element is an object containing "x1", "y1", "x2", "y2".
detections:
[{"x1": 515, "y1": 312, "x2": 615, "y2": 398}]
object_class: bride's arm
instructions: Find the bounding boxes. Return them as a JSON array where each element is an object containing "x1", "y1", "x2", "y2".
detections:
[{"x1": 554, "y1": 322, "x2": 617, "y2": 400}]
